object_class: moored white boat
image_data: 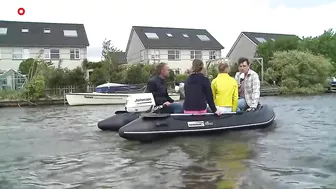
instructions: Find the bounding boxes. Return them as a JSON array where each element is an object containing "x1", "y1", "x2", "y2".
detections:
[{"x1": 65, "y1": 83, "x2": 181, "y2": 106}]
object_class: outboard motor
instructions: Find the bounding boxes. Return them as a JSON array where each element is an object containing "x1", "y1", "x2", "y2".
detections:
[
  {"x1": 97, "y1": 93, "x2": 157, "y2": 131},
  {"x1": 125, "y1": 93, "x2": 156, "y2": 112}
]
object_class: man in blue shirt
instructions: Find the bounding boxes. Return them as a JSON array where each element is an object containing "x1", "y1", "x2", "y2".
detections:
[{"x1": 146, "y1": 63, "x2": 183, "y2": 113}]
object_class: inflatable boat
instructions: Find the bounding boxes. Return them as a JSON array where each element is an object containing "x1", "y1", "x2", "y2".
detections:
[
  {"x1": 118, "y1": 104, "x2": 275, "y2": 142},
  {"x1": 98, "y1": 93, "x2": 276, "y2": 142}
]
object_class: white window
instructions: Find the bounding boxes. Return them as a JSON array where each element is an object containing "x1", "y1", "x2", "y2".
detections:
[
  {"x1": 256, "y1": 37, "x2": 267, "y2": 43},
  {"x1": 12, "y1": 48, "x2": 23, "y2": 59},
  {"x1": 63, "y1": 30, "x2": 78, "y2": 37},
  {"x1": 197, "y1": 34, "x2": 210, "y2": 41},
  {"x1": 182, "y1": 34, "x2": 189, "y2": 37},
  {"x1": 209, "y1": 51, "x2": 216, "y2": 60},
  {"x1": 140, "y1": 50, "x2": 144, "y2": 61},
  {"x1": 145, "y1": 32, "x2": 159, "y2": 39},
  {"x1": 44, "y1": 49, "x2": 50, "y2": 59},
  {"x1": 21, "y1": 28, "x2": 29, "y2": 33},
  {"x1": 190, "y1": 50, "x2": 202, "y2": 60},
  {"x1": 166, "y1": 33, "x2": 173, "y2": 37},
  {"x1": 151, "y1": 50, "x2": 160, "y2": 59},
  {"x1": 0, "y1": 28, "x2": 7, "y2": 35},
  {"x1": 44, "y1": 28, "x2": 51, "y2": 33},
  {"x1": 70, "y1": 48, "x2": 80, "y2": 60},
  {"x1": 23, "y1": 48, "x2": 30, "y2": 59},
  {"x1": 44, "y1": 48, "x2": 60, "y2": 59},
  {"x1": 168, "y1": 50, "x2": 180, "y2": 61}
]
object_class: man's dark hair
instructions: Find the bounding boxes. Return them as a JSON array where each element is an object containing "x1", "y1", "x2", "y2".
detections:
[
  {"x1": 238, "y1": 57, "x2": 250, "y2": 65},
  {"x1": 155, "y1": 62, "x2": 167, "y2": 75}
]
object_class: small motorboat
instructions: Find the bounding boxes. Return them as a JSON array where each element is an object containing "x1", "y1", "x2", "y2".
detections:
[{"x1": 98, "y1": 93, "x2": 276, "y2": 142}]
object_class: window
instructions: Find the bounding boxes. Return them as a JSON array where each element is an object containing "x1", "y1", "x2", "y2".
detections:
[
  {"x1": 70, "y1": 49, "x2": 80, "y2": 60},
  {"x1": 0, "y1": 28, "x2": 7, "y2": 35},
  {"x1": 63, "y1": 30, "x2": 78, "y2": 37},
  {"x1": 145, "y1": 32, "x2": 159, "y2": 39},
  {"x1": 182, "y1": 34, "x2": 189, "y2": 37},
  {"x1": 209, "y1": 51, "x2": 216, "y2": 60},
  {"x1": 151, "y1": 50, "x2": 160, "y2": 59},
  {"x1": 140, "y1": 50, "x2": 144, "y2": 61},
  {"x1": 44, "y1": 48, "x2": 60, "y2": 59},
  {"x1": 21, "y1": 28, "x2": 29, "y2": 33},
  {"x1": 168, "y1": 50, "x2": 180, "y2": 61},
  {"x1": 190, "y1": 50, "x2": 202, "y2": 60},
  {"x1": 166, "y1": 33, "x2": 173, "y2": 37},
  {"x1": 23, "y1": 48, "x2": 30, "y2": 59},
  {"x1": 256, "y1": 37, "x2": 267, "y2": 43},
  {"x1": 44, "y1": 49, "x2": 50, "y2": 59},
  {"x1": 44, "y1": 28, "x2": 51, "y2": 33},
  {"x1": 12, "y1": 48, "x2": 23, "y2": 59},
  {"x1": 197, "y1": 34, "x2": 210, "y2": 41}
]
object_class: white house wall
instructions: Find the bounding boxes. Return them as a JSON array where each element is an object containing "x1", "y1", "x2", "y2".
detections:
[
  {"x1": 126, "y1": 30, "x2": 145, "y2": 64},
  {"x1": 146, "y1": 49, "x2": 222, "y2": 73},
  {"x1": 0, "y1": 47, "x2": 87, "y2": 71},
  {"x1": 227, "y1": 35, "x2": 257, "y2": 63}
]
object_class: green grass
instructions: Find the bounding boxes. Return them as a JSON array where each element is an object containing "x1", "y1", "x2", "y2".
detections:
[{"x1": 0, "y1": 90, "x2": 24, "y2": 100}]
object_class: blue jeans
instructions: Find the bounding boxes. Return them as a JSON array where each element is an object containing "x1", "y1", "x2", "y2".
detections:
[
  {"x1": 237, "y1": 98, "x2": 248, "y2": 112},
  {"x1": 164, "y1": 102, "x2": 184, "y2": 113}
]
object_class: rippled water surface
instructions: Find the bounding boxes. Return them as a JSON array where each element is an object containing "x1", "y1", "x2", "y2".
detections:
[{"x1": 1, "y1": 94, "x2": 336, "y2": 189}]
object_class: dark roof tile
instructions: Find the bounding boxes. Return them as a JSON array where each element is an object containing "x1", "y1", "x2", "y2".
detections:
[
  {"x1": 0, "y1": 20, "x2": 89, "y2": 47},
  {"x1": 242, "y1": 31, "x2": 297, "y2": 45},
  {"x1": 130, "y1": 26, "x2": 224, "y2": 51}
]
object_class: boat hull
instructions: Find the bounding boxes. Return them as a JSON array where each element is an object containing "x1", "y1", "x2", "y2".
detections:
[
  {"x1": 66, "y1": 93, "x2": 129, "y2": 106},
  {"x1": 118, "y1": 105, "x2": 276, "y2": 142}
]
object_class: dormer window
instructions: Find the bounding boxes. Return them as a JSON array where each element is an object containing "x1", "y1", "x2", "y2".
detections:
[
  {"x1": 63, "y1": 30, "x2": 78, "y2": 37},
  {"x1": 21, "y1": 28, "x2": 29, "y2": 33},
  {"x1": 0, "y1": 28, "x2": 7, "y2": 35},
  {"x1": 44, "y1": 28, "x2": 51, "y2": 33},
  {"x1": 145, "y1": 32, "x2": 159, "y2": 39}
]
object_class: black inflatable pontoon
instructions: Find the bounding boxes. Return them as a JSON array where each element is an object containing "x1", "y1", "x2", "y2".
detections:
[
  {"x1": 97, "y1": 110, "x2": 141, "y2": 131},
  {"x1": 118, "y1": 104, "x2": 275, "y2": 142}
]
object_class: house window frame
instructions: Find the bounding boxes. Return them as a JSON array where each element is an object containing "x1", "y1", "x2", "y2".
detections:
[
  {"x1": 140, "y1": 50, "x2": 145, "y2": 62},
  {"x1": 209, "y1": 50, "x2": 216, "y2": 60},
  {"x1": 44, "y1": 48, "x2": 60, "y2": 59},
  {"x1": 12, "y1": 48, "x2": 23, "y2": 60},
  {"x1": 151, "y1": 50, "x2": 160, "y2": 60},
  {"x1": 70, "y1": 48, "x2": 80, "y2": 60},
  {"x1": 168, "y1": 50, "x2": 180, "y2": 61},
  {"x1": 190, "y1": 50, "x2": 202, "y2": 60}
]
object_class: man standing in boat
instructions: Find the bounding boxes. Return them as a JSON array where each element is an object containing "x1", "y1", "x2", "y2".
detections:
[
  {"x1": 234, "y1": 57, "x2": 260, "y2": 111},
  {"x1": 146, "y1": 62, "x2": 184, "y2": 113}
]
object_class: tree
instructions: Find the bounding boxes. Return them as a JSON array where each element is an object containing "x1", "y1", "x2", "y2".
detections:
[
  {"x1": 255, "y1": 35, "x2": 301, "y2": 70},
  {"x1": 264, "y1": 50, "x2": 333, "y2": 94}
]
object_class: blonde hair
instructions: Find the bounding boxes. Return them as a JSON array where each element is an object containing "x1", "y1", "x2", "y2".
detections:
[
  {"x1": 191, "y1": 59, "x2": 204, "y2": 73},
  {"x1": 218, "y1": 61, "x2": 230, "y2": 73}
]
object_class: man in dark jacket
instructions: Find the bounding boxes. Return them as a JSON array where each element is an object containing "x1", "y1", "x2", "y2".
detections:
[{"x1": 146, "y1": 63, "x2": 183, "y2": 113}]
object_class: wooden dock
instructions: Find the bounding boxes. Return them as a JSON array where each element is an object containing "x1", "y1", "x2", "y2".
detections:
[{"x1": 261, "y1": 86, "x2": 280, "y2": 96}]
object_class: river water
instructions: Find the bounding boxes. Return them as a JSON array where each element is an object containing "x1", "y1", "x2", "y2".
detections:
[{"x1": 1, "y1": 94, "x2": 336, "y2": 189}]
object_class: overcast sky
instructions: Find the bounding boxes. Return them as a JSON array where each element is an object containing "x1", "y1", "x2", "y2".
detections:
[{"x1": 1, "y1": 0, "x2": 335, "y2": 61}]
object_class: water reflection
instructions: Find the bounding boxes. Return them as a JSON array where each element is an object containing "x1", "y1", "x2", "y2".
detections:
[{"x1": 1, "y1": 95, "x2": 336, "y2": 188}]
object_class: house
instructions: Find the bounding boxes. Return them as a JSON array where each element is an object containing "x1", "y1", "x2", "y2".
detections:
[
  {"x1": 125, "y1": 26, "x2": 224, "y2": 73},
  {"x1": 0, "y1": 69, "x2": 27, "y2": 90},
  {"x1": 226, "y1": 31, "x2": 297, "y2": 62},
  {"x1": 0, "y1": 20, "x2": 90, "y2": 71}
]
